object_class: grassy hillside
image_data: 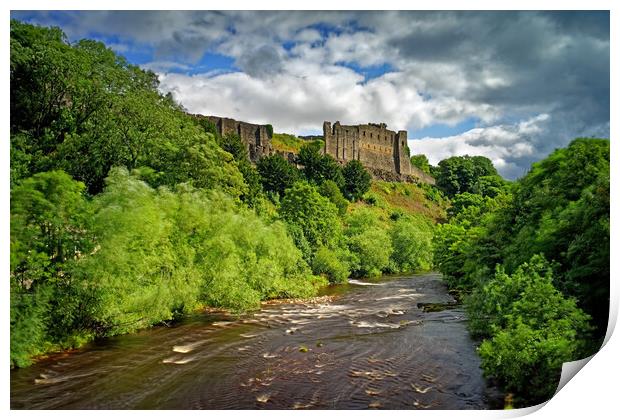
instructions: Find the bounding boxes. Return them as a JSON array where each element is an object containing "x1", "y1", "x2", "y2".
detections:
[
  {"x1": 271, "y1": 133, "x2": 323, "y2": 154},
  {"x1": 352, "y1": 180, "x2": 449, "y2": 224}
]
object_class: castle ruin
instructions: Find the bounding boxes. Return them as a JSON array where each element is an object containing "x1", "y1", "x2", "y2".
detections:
[
  {"x1": 193, "y1": 114, "x2": 434, "y2": 184},
  {"x1": 198, "y1": 115, "x2": 273, "y2": 161},
  {"x1": 324, "y1": 121, "x2": 428, "y2": 182}
]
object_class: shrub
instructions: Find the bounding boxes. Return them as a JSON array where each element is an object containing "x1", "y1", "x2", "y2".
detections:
[
  {"x1": 390, "y1": 216, "x2": 434, "y2": 272},
  {"x1": 471, "y1": 256, "x2": 592, "y2": 404},
  {"x1": 311, "y1": 247, "x2": 350, "y2": 284},
  {"x1": 279, "y1": 181, "x2": 342, "y2": 252}
]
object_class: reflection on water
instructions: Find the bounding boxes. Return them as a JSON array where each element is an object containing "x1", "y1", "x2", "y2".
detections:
[{"x1": 11, "y1": 273, "x2": 502, "y2": 409}]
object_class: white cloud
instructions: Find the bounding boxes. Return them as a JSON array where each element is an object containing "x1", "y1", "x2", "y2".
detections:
[
  {"x1": 158, "y1": 65, "x2": 497, "y2": 137},
  {"x1": 14, "y1": 11, "x2": 608, "y2": 178},
  {"x1": 408, "y1": 114, "x2": 555, "y2": 179}
]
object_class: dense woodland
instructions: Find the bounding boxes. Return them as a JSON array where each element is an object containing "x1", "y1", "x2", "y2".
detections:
[{"x1": 10, "y1": 20, "x2": 609, "y2": 408}]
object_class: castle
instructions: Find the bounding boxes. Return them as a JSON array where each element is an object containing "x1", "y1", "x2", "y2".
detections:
[
  {"x1": 323, "y1": 121, "x2": 434, "y2": 183},
  {"x1": 193, "y1": 114, "x2": 433, "y2": 184},
  {"x1": 198, "y1": 115, "x2": 273, "y2": 161},
  {"x1": 323, "y1": 121, "x2": 412, "y2": 180}
]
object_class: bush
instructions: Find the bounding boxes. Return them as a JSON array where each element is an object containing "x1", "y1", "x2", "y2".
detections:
[
  {"x1": 345, "y1": 209, "x2": 392, "y2": 277},
  {"x1": 318, "y1": 180, "x2": 349, "y2": 216},
  {"x1": 297, "y1": 143, "x2": 345, "y2": 188},
  {"x1": 311, "y1": 247, "x2": 350, "y2": 284},
  {"x1": 389, "y1": 216, "x2": 434, "y2": 273},
  {"x1": 279, "y1": 181, "x2": 342, "y2": 252},
  {"x1": 471, "y1": 256, "x2": 592, "y2": 404},
  {"x1": 257, "y1": 154, "x2": 300, "y2": 197}
]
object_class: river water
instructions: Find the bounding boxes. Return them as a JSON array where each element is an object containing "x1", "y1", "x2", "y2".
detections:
[{"x1": 10, "y1": 273, "x2": 502, "y2": 409}]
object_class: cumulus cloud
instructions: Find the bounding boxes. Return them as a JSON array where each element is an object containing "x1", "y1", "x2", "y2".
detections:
[
  {"x1": 408, "y1": 112, "x2": 609, "y2": 179},
  {"x1": 158, "y1": 66, "x2": 495, "y2": 135},
  {"x1": 12, "y1": 10, "x2": 609, "y2": 179}
]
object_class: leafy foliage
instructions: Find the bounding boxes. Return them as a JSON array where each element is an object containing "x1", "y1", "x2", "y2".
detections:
[
  {"x1": 256, "y1": 154, "x2": 301, "y2": 198},
  {"x1": 279, "y1": 182, "x2": 342, "y2": 253},
  {"x1": 389, "y1": 216, "x2": 434, "y2": 273},
  {"x1": 318, "y1": 180, "x2": 349, "y2": 216},
  {"x1": 311, "y1": 247, "x2": 350, "y2": 284},
  {"x1": 432, "y1": 138, "x2": 609, "y2": 406},
  {"x1": 297, "y1": 143, "x2": 345, "y2": 188},
  {"x1": 474, "y1": 256, "x2": 592, "y2": 403},
  {"x1": 344, "y1": 209, "x2": 392, "y2": 277},
  {"x1": 410, "y1": 154, "x2": 431, "y2": 174},
  {"x1": 342, "y1": 160, "x2": 372, "y2": 201},
  {"x1": 434, "y1": 155, "x2": 499, "y2": 197}
]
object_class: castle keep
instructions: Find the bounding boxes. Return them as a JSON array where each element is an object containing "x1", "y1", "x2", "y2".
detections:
[
  {"x1": 323, "y1": 121, "x2": 415, "y2": 180},
  {"x1": 200, "y1": 115, "x2": 273, "y2": 161}
]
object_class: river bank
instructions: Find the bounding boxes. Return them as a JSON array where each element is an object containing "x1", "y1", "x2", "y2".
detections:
[{"x1": 11, "y1": 273, "x2": 503, "y2": 409}]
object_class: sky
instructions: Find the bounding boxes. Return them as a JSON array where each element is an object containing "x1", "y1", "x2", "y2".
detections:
[{"x1": 11, "y1": 10, "x2": 610, "y2": 179}]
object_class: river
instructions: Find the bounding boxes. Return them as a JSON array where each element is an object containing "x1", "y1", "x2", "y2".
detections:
[{"x1": 10, "y1": 273, "x2": 502, "y2": 409}]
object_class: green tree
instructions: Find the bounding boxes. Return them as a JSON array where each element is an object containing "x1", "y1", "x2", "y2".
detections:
[
  {"x1": 389, "y1": 216, "x2": 434, "y2": 273},
  {"x1": 10, "y1": 170, "x2": 95, "y2": 366},
  {"x1": 218, "y1": 132, "x2": 248, "y2": 161},
  {"x1": 344, "y1": 209, "x2": 392, "y2": 277},
  {"x1": 435, "y1": 155, "x2": 499, "y2": 197},
  {"x1": 311, "y1": 247, "x2": 350, "y2": 284},
  {"x1": 410, "y1": 154, "x2": 431, "y2": 174},
  {"x1": 279, "y1": 182, "x2": 342, "y2": 253},
  {"x1": 473, "y1": 256, "x2": 592, "y2": 404},
  {"x1": 257, "y1": 154, "x2": 301, "y2": 197},
  {"x1": 297, "y1": 143, "x2": 345, "y2": 188},
  {"x1": 342, "y1": 160, "x2": 372, "y2": 201},
  {"x1": 318, "y1": 180, "x2": 349, "y2": 216}
]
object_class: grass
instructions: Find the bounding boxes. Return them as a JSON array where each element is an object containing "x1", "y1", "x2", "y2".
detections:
[
  {"x1": 271, "y1": 133, "x2": 324, "y2": 154},
  {"x1": 351, "y1": 180, "x2": 449, "y2": 224}
]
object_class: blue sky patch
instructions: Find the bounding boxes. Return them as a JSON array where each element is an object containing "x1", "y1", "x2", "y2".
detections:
[
  {"x1": 336, "y1": 61, "x2": 396, "y2": 82},
  {"x1": 409, "y1": 118, "x2": 480, "y2": 139}
]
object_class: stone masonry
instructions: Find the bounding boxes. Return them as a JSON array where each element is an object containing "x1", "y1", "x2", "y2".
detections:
[
  {"x1": 198, "y1": 115, "x2": 273, "y2": 161},
  {"x1": 193, "y1": 114, "x2": 434, "y2": 184},
  {"x1": 323, "y1": 121, "x2": 434, "y2": 184}
]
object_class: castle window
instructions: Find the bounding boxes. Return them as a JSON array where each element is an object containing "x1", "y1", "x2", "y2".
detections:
[
  {"x1": 370, "y1": 133, "x2": 373, "y2": 138},
  {"x1": 363, "y1": 131, "x2": 366, "y2": 136}
]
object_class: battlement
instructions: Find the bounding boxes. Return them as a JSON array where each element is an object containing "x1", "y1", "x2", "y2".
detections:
[{"x1": 323, "y1": 120, "x2": 414, "y2": 180}]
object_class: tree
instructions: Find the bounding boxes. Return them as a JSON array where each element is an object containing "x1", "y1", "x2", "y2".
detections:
[
  {"x1": 297, "y1": 143, "x2": 345, "y2": 188},
  {"x1": 256, "y1": 154, "x2": 301, "y2": 197},
  {"x1": 410, "y1": 154, "x2": 431, "y2": 174},
  {"x1": 10, "y1": 170, "x2": 95, "y2": 366},
  {"x1": 344, "y1": 209, "x2": 392, "y2": 277},
  {"x1": 342, "y1": 160, "x2": 372, "y2": 201},
  {"x1": 318, "y1": 180, "x2": 349, "y2": 216},
  {"x1": 218, "y1": 132, "x2": 248, "y2": 162},
  {"x1": 311, "y1": 247, "x2": 350, "y2": 284},
  {"x1": 389, "y1": 216, "x2": 434, "y2": 273},
  {"x1": 473, "y1": 256, "x2": 592, "y2": 404},
  {"x1": 279, "y1": 182, "x2": 342, "y2": 252},
  {"x1": 435, "y1": 155, "x2": 499, "y2": 197}
]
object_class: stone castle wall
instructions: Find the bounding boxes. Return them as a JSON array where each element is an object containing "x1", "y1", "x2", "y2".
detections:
[
  {"x1": 198, "y1": 115, "x2": 273, "y2": 161},
  {"x1": 323, "y1": 121, "x2": 418, "y2": 181},
  {"x1": 192, "y1": 114, "x2": 434, "y2": 185}
]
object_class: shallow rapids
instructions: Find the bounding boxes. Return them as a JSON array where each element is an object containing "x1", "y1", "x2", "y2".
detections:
[{"x1": 11, "y1": 273, "x2": 501, "y2": 409}]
